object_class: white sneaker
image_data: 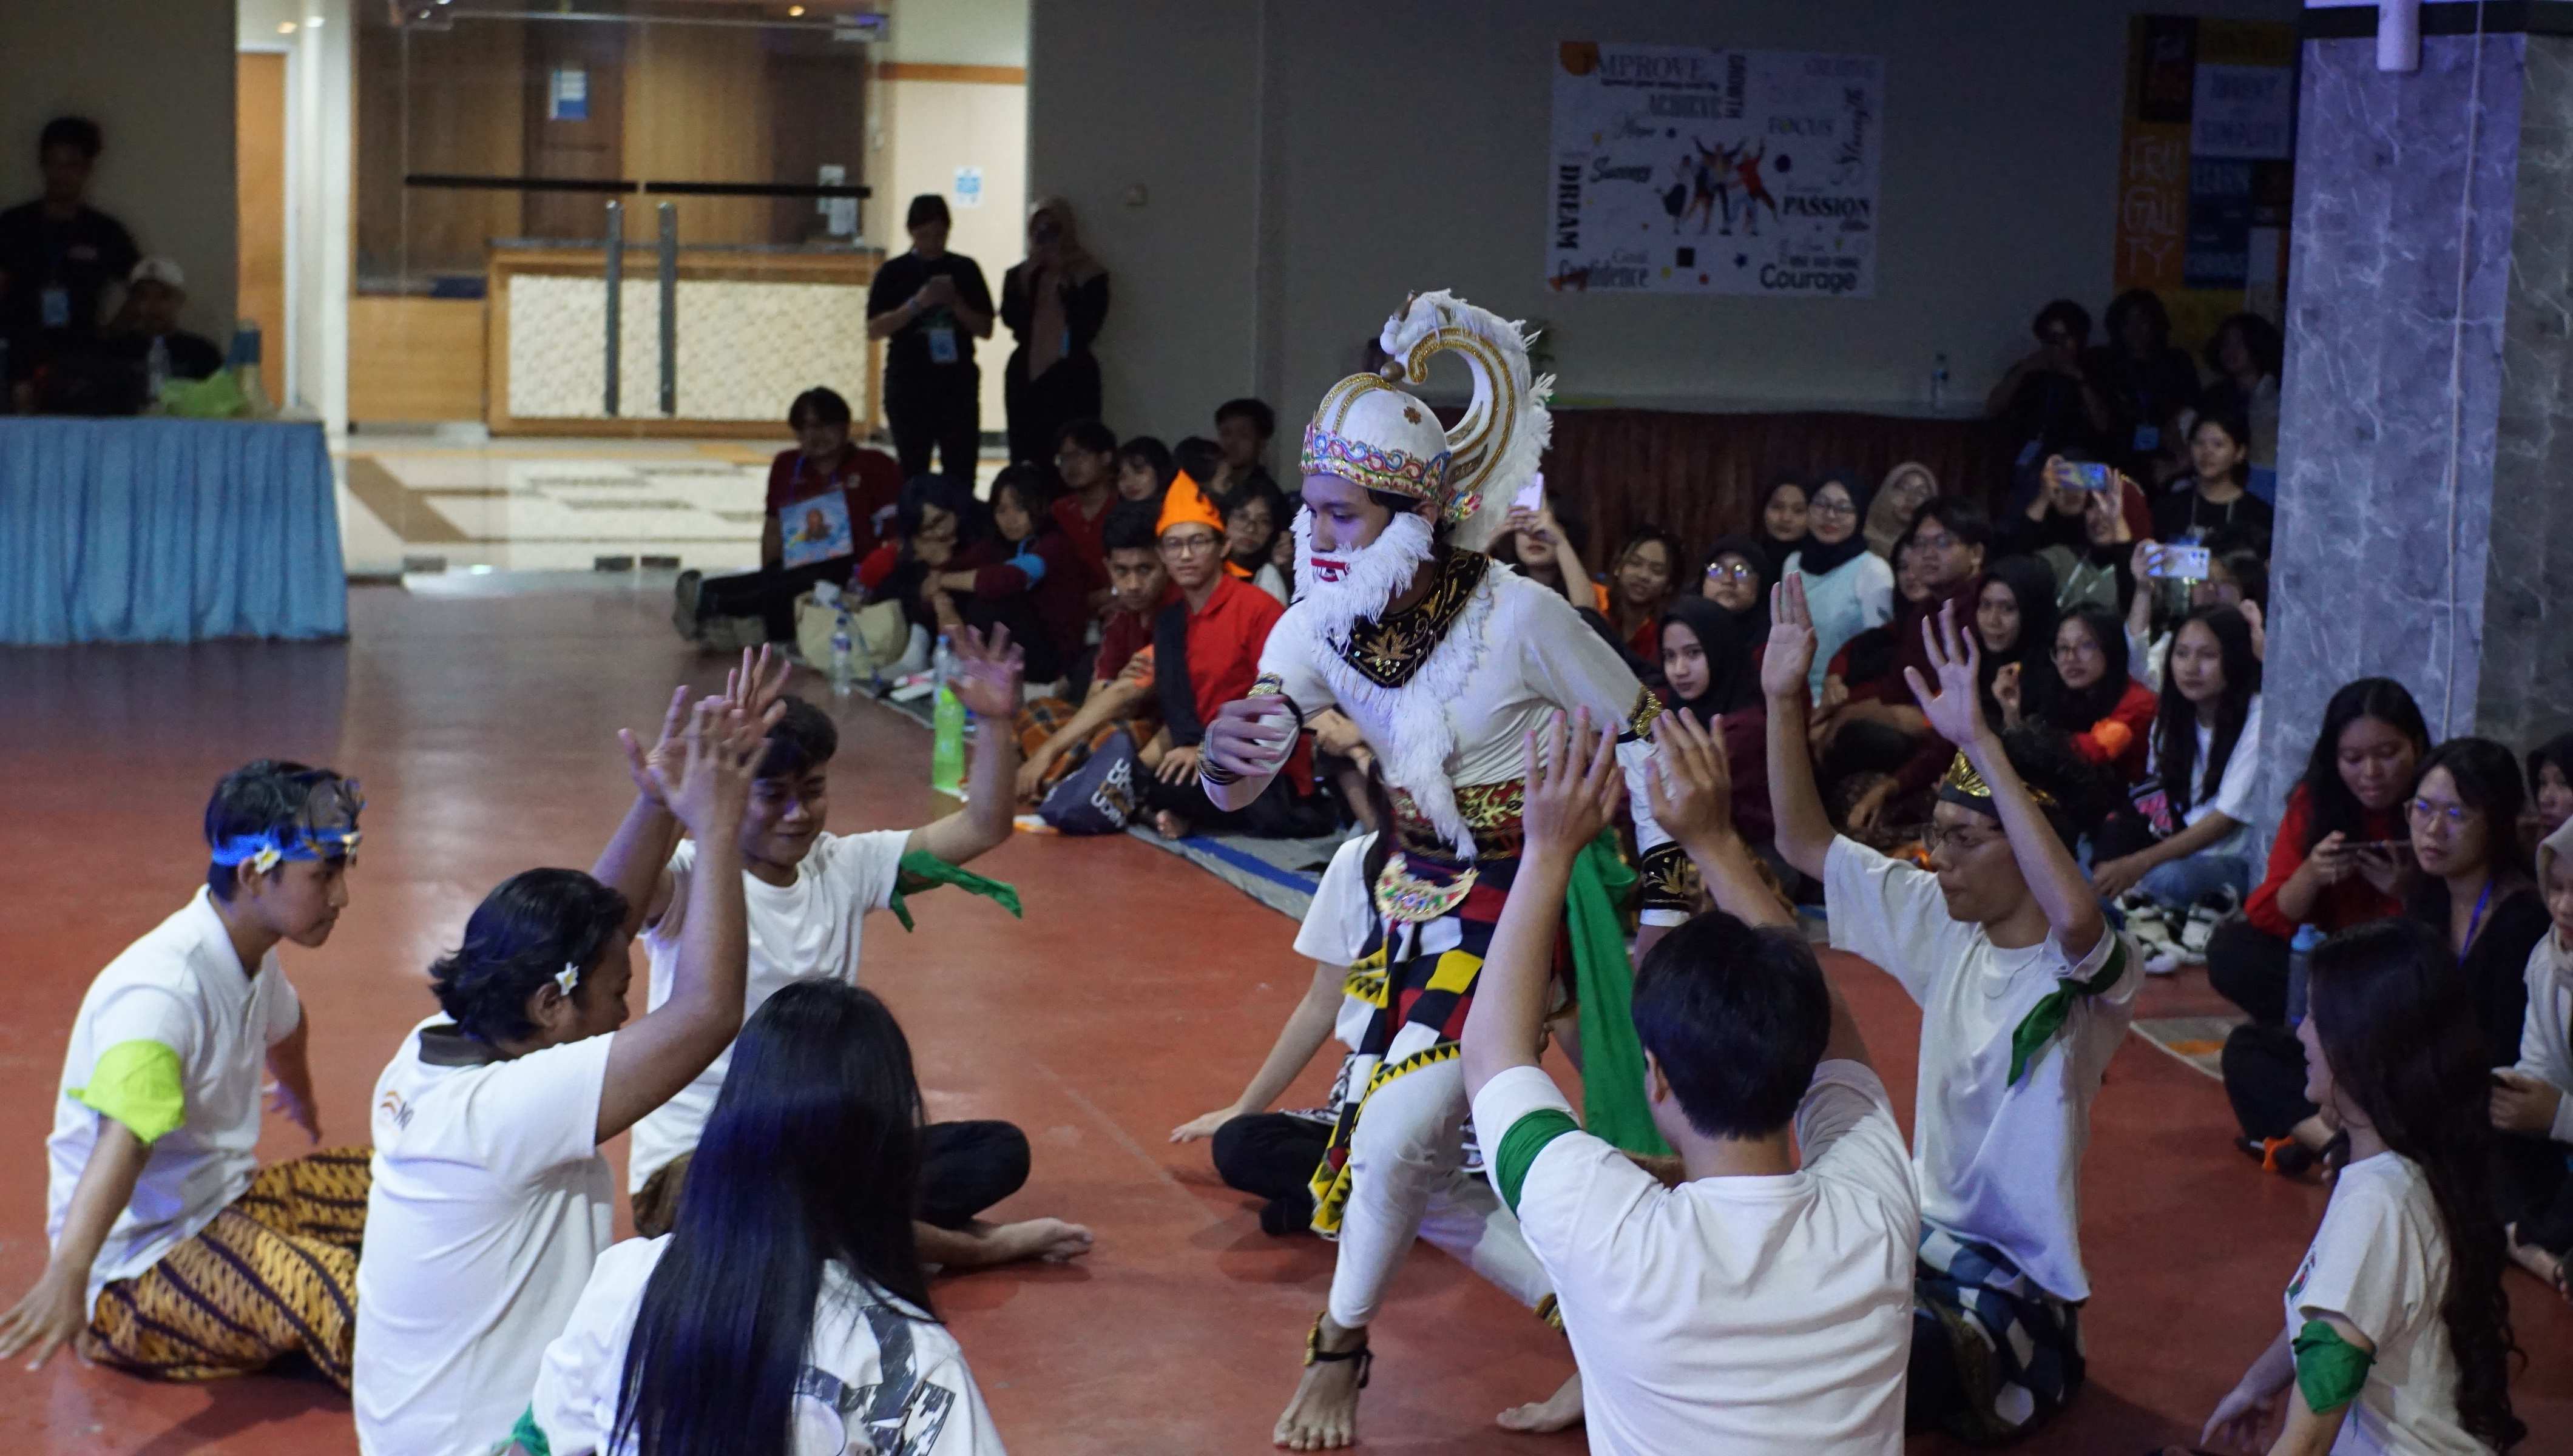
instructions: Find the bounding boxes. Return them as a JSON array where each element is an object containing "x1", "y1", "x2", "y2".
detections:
[{"x1": 2145, "y1": 948, "x2": 2188, "y2": 977}]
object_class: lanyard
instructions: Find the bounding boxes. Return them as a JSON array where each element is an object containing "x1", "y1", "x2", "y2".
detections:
[{"x1": 2466, "y1": 876, "x2": 2496, "y2": 951}]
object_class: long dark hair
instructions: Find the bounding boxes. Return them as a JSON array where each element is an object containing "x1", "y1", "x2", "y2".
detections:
[
  {"x1": 2155, "y1": 607, "x2": 2260, "y2": 817},
  {"x1": 2416, "y1": 737, "x2": 2533, "y2": 883},
  {"x1": 429, "y1": 869, "x2": 630, "y2": 1045},
  {"x1": 2030, "y1": 604, "x2": 2129, "y2": 735},
  {"x1": 2307, "y1": 920, "x2": 2524, "y2": 1451},
  {"x1": 614, "y1": 981, "x2": 935, "y2": 1456},
  {"x1": 2299, "y1": 678, "x2": 2431, "y2": 852}
]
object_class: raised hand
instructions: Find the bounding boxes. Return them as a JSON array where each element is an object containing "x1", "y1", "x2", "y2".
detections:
[
  {"x1": 664, "y1": 699, "x2": 762, "y2": 841},
  {"x1": 1203, "y1": 697, "x2": 1299, "y2": 780},
  {"x1": 1902, "y1": 600, "x2": 1990, "y2": 750},
  {"x1": 618, "y1": 685, "x2": 697, "y2": 808},
  {"x1": 945, "y1": 624, "x2": 1027, "y2": 719},
  {"x1": 1762, "y1": 576, "x2": 1819, "y2": 703},
  {"x1": 1648, "y1": 707, "x2": 1734, "y2": 852},
  {"x1": 1521, "y1": 709, "x2": 1623, "y2": 862},
  {"x1": 724, "y1": 644, "x2": 793, "y2": 727},
  {"x1": 1992, "y1": 661, "x2": 2024, "y2": 726},
  {"x1": 2239, "y1": 598, "x2": 2266, "y2": 662}
]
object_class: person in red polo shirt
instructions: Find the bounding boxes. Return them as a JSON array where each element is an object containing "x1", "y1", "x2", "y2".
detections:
[
  {"x1": 1046, "y1": 420, "x2": 1121, "y2": 614},
  {"x1": 1139, "y1": 474, "x2": 1324, "y2": 839},
  {"x1": 674, "y1": 387, "x2": 902, "y2": 647}
]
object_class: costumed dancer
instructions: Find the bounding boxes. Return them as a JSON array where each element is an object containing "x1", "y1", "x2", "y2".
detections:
[{"x1": 1197, "y1": 291, "x2": 1693, "y2": 1450}]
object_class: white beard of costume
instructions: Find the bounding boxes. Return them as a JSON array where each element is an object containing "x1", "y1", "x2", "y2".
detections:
[
  {"x1": 1283, "y1": 504, "x2": 1501, "y2": 858},
  {"x1": 1289, "y1": 506, "x2": 1436, "y2": 645}
]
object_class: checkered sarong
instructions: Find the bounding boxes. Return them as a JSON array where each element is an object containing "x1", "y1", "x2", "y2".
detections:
[{"x1": 1912, "y1": 1223, "x2": 2085, "y2": 1443}]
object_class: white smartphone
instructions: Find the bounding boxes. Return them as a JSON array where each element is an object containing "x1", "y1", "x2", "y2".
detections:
[
  {"x1": 2146, "y1": 544, "x2": 2212, "y2": 581},
  {"x1": 1512, "y1": 476, "x2": 1546, "y2": 515}
]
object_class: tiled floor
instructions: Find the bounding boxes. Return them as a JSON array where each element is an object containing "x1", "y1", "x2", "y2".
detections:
[{"x1": 333, "y1": 434, "x2": 1004, "y2": 578}]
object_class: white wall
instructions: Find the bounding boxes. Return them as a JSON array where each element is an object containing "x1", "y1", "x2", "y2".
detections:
[
  {"x1": 0, "y1": 0, "x2": 239, "y2": 342},
  {"x1": 1032, "y1": 0, "x2": 2300, "y2": 442}
]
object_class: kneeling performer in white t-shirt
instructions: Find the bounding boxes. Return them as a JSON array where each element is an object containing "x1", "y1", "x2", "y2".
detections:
[{"x1": 1460, "y1": 707, "x2": 1918, "y2": 1455}]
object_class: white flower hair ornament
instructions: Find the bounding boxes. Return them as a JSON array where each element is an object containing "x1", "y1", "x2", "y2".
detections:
[{"x1": 554, "y1": 963, "x2": 581, "y2": 997}]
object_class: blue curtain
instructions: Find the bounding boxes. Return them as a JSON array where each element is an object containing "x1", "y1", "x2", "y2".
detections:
[{"x1": 0, "y1": 418, "x2": 348, "y2": 645}]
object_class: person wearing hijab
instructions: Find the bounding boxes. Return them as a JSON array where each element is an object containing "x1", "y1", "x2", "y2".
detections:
[
  {"x1": 1696, "y1": 532, "x2": 1773, "y2": 639},
  {"x1": 1782, "y1": 469, "x2": 1893, "y2": 701},
  {"x1": 1001, "y1": 197, "x2": 1112, "y2": 470},
  {"x1": 1754, "y1": 474, "x2": 1811, "y2": 575},
  {"x1": 2006, "y1": 604, "x2": 2157, "y2": 785},
  {"x1": 1972, "y1": 555, "x2": 2062, "y2": 730},
  {"x1": 1658, "y1": 595, "x2": 1773, "y2": 849},
  {"x1": 1864, "y1": 461, "x2": 1936, "y2": 561}
]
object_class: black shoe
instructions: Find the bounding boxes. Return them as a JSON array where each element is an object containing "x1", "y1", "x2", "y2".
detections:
[{"x1": 1259, "y1": 1193, "x2": 1316, "y2": 1238}]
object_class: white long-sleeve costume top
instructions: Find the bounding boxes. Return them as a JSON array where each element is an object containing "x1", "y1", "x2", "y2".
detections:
[{"x1": 1251, "y1": 554, "x2": 1689, "y2": 925}]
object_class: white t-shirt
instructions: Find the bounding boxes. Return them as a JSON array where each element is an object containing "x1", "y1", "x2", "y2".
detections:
[
  {"x1": 46, "y1": 889, "x2": 303, "y2": 1309},
  {"x1": 2284, "y1": 1153, "x2": 2480, "y2": 1455},
  {"x1": 1824, "y1": 837, "x2": 2138, "y2": 1301},
  {"x1": 354, "y1": 1020, "x2": 617, "y2": 1456},
  {"x1": 1472, "y1": 1062, "x2": 1916, "y2": 1455},
  {"x1": 2142, "y1": 696, "x2": 2264, "y2": 850},
  {"x1": 1294, "y1": 834, "x2": 1380, "y2": 1053},
  {"x1": 628, "y1": 829, "x2": 910, "y2": 1191},
  {"x1": 1787, "y1": 548, "x2": 1896, "y2": 699},
  {"x1": 532, "y1": 1235, "x2": 1007, "y2": 1456}
]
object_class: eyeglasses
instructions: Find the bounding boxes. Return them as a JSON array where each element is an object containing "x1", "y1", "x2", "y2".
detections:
[
  {"x1": 1705, "y1": 561, "x2": 1757, "y2": 581},
  {"x1": 2406, "y1": 797, "x2": 2476, "y2": 831},
  {"x1": 2052, "y1": 639, "x2": 2102, "y2": 661},
  {"x1": 1808, "y1": 497, "x2": 1857, "y2": 519},
  {"x1": 1913, "y1": 530, "x2": 1958, "y2": 553},
  {"x1": 1161, "y1": 533, "x2": 1223, "y2": 557},
  {"x1": 1921, "y1": 821, "x2": 2005, "y2": 854}
]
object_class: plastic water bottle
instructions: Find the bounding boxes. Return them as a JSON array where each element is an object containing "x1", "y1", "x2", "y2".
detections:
[
  {"x1": 1930, "y1": 352, "x2": 1950, "y2": 411},
  {"x1": 827, "y1": 607, "x2": 855, "y2": 698},
  {"x1": 144, "y1": 335, "x2": 171, "y2": 410},
  {"x1": 2285, "y1": 923, "x2": 2324, "y2": 1026},
  {"x1": 930, "y1": 635, "x2": 966, "y2": 798}
]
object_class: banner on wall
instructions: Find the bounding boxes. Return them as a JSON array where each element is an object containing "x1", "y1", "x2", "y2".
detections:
[
  {"x1": 1547, "y1": 42, "x2": 1883, "y2": 298},
  {"x1": 2113, "y1": 16, "x2": 2297, "y2": 346}
]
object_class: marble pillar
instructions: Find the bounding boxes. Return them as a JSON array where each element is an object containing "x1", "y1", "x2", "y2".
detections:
[{"x1": 2264, "y1": 17, "x2": 2573, "y2": 840}]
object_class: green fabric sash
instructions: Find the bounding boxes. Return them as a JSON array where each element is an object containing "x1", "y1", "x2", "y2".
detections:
[
  {"x1": 2293, "y1": 1318, "x2": 2373, "y2": 1415},
  {"x1": 1563, "y1": 831, "x2": 1671, "y2": 1158},
  {"x1": 888, "y1": 850, "x2": 1024, "y2": 931},
  {"x1": 2006, "y1": 935, "x2": 2129, "y2": 1085}
]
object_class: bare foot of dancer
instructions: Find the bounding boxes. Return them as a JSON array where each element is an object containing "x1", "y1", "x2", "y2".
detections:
[
  {"x1": 1496, "y1": 1371, "x2": 1584, "y2": 1434},
  {"x1": 1274, "y1": 1313, "x2": 1370, "y2": 1450},
  {"x1": 1154, "y1": 809, "x2": 1194, "y2": 840}
]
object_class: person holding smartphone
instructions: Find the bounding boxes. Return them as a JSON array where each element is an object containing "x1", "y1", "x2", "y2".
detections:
[{"x1": 1000, "y1": 197, "x2": 1110, "y2": 471}]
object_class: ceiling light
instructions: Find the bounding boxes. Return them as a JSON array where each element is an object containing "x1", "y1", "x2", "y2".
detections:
[
  {"x1": 277, "y1": 19, "x2": 298, "y2": 32},
  {"x1": 305, "y1": 15, "x2": 325, "y2": 27},
  {"x1": 788, "y1": 4, "x2": 805, "y2": 13}
]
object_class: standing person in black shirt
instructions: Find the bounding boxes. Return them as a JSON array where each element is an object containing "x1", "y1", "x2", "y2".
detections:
[
  {"x1": 866, "y1": 194, "x2": 993, "y2": 483},
  {"x1": 0, "y1": 116, "x2": 141, "y2": 408}
]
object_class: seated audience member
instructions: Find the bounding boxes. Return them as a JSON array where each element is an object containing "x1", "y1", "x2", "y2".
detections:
[
  {"x1": 1817, "y1": 497, "x2": 1993, "y2": 835},
  {"x1": 860, "y1": 475, "x2": 1049, "y2": 672},
  {"x1": 600, "y1": 650, "x2": 1091, "y2": 1273},
  {"x1": 918, "y1": 465, "x2": 1079, "y2": 684},
  {"x1": 2200, "y1": 311, "x2": 2284, "y2": 482},
  {"x1": 2225, "y1": 732, "x2": 2542, "y2": 1182},
  {"x1": 355, "y1": 700, "x2": 763, "y2": 1456},
  {"x1": 526, "y1": 982, "x2": 1009, "y2": 1456},
  {"x1": 1494, "y1": 497, "x2": 1609, "y2": 615},
  {"x1": 2495, "y1": 817, "x2": 2573, "y2": 1298},
  {"x1": 1766, "y1": 578, "x2": 2135, "y2": 1444},
  {"x1": 1754, "y1": 475, "x2": 1811, "y2": 576},
  {"x1": 1015, "y1": 500, "x2": 1173, "y2": 803},
  {"x1": 2525, "y1": 731, "x2": 2573, "y2": 846},
  {"x1": 2205, "y1": 678, "x2": 2427, "y2": 1028},
  {"x1": 1213, "y1": 395, "x2": 1281, "y2": 500},
  {"x1": 1662, "y1": 596, "x2": 1771, "y2": 854},
  {"x1": 2154, "y1": 412, "x2": 2274, "y2": 548},
  {"x1": 1, "y1": 115, "x2": 140, "y2": 404},
  {"x1": 1987, "y1": 299, "x2": 2116, "y2": 484},
  {"x1": 1459, "y1": 709, "x2": 1916, "y2": 1454},
  {"x1": 2089, "y1": 288, "x2": 2202, "y2": 476},
  {"x1": 1785, "y1": 470, "x2": 1895, "y2": 703},
  {"x1": 1608, "y1": 525, "x2": 1683, "y2": 662},
  {"x1": 2091, "y1": 608, "x2": 2263, "y2": 971},
  {"x1": 0, "y1": 764, "x2": 361, "y2": 1384},
  {"x1": 1117, "y1": 434, "x2": 1177, "y2": 509},
  {"x1": 2040, "y1": 473, "x2": 2143, "y2": 617},
  {"x1": 1865, "y1": 461, "x2": 1936, "y2": 562},
  {"x1": 103, "y1": 258, "x2": 223, "y2": 382},
  {"x1": 1172, "y1": 436, "x2": 1226, "y2": 499},
  {"x1": 1220, "y1": 471, "x2": 1292, "y2": 604},
  {"x1": 1697, "y1": 533, "x2": 1775, "y2": 630},
  {"x1": 1138, "y1": 473, "x2": 1320, "y2": 839},
  {"x1": 2006, "y1": 460, "x2": 2094, "y2": 564},
  {"x1": 1972, "y1": 556, "x2": 2061, "y2": 724},
  {"x1": 675, "y1": 387, "x2": 901, "y2": 647},
  {"x1": 2199, "y1": 920, "x2": 2526, "y2": 1456},
  {"x1": 1047, "y1": 419, "x2": 1123, "y2": 603},
  {"x1": 2001, "y1": 604, "x2": 2156, "y2": 785},
  {"x1": 2126, "y1": 539, "x2": 2268, "y2": 691}
]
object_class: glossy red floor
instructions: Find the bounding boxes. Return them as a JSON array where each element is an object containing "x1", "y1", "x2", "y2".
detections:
[{"x1": 2, "y1": 583, "x2": 2566, "y2": 1455}]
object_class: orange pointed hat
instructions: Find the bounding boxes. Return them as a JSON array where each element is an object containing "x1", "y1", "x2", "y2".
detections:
[{"x1": 1155, "y1": 469, "x2": 1225, "y2": 541}]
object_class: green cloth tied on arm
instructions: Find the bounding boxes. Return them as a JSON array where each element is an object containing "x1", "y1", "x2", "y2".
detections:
[
  {"x1": 2006, "y1": 936, "x2": 2129, "y2": 1086},
  {"x1": 72, "y1": 1039, "x2": 187, "y2": 1144},
  {"x1": 1562, "y1": 830, "x2": 1672, "y2": 1158},
  {"x1": 2293, "y1": 1318, "x2": 2373, "y2": 1415},
  {"x1": 888, "y1": 849, "x2": 1023, "y2": 931},
  {"x1": 503, "y1": 1403, "x2": 553, "y2": 1456}
]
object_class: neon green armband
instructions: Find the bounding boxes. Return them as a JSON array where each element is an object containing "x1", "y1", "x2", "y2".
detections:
[
  {"x1": 70, "y1": 1040, "x2": 186, "y2": 1144},
  {"x1": 2293, "y1": 1318, "x2": 2373, "y2": 1415}
]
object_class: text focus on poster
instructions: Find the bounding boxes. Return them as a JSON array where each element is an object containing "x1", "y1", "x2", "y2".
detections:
[{"x1": 1549, "y1": 42, "x2": 1883, "y2": 297}]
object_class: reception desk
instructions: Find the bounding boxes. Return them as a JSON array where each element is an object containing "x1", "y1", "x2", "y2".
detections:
[{"x1": 482, "y1": 243, "x2": 881, "y2": 436}]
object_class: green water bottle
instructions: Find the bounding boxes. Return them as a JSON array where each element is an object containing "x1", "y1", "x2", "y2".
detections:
[{"x1": 930, "y1": 635, "x2": 966, "y2": 798}]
